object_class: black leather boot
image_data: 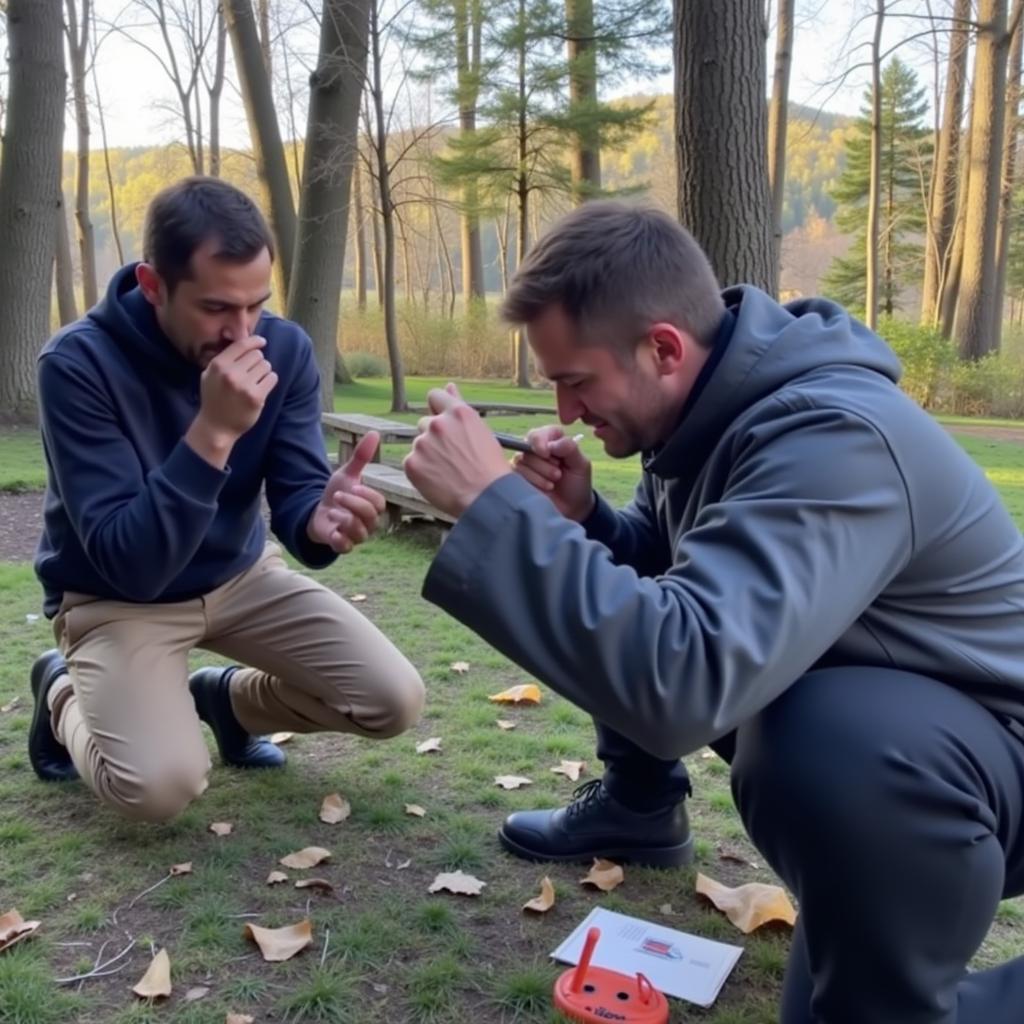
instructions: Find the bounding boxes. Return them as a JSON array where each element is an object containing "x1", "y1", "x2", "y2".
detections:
[{"x1": 28, "y1": 649, "x2": 79, "y2": 782}]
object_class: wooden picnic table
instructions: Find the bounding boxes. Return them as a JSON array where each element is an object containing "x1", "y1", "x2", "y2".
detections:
[{"x1": 405, "y1": 400, "x2": 553, "y2": 417}]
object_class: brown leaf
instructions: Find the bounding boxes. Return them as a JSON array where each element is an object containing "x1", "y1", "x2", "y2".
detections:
[
  {"x1": 243, "y1": 919, "x2": 314, "y2": 962},
  {"x1": 226, "y1": 1015, "x2": 255, "y2": 1024},
  {"x1": 169, "y1": 862, "x2": 193, "y2": 876},
  {"x1": 0, "y1": 909, "x2": 41, "y2": 953},
  {"x1": 270, "y1": 731, "x2": 295, "y2": 745},
  {"x1": 700, "y1": 749, "x2": 717, "y2": 760},
  {"x1": 450, "y1": 661, "x2": 470, "y2": 674},
  {"x1": 488, "y1": 683, "x2": 542, "y2": 705},
  {"x1": 495, "y1": 719, "x2": 517, "y2": 731},
  {"x1": 132, "y1": 948, "x2": 172, "y2": 999},
  {"x1": 349, "y1": 593, "x2": 368, "y2": 603},
  {"x1": 319, "y1": 793, "x2": 351, "y2": 824},
  {"x1": 209, "y1": 822, "x2": 233, "y2": 837},
  {"x1": 550, "y1": 760, "x2": 586, "y2": 782},
  {"x1": 415, "y1": 737, "x2": 442, "y2": 754},
  {"x1": 428, "y1": 870, "x2": 487, "y2": 896},
  {"x1": 405, "y1": 804, "x2": 426, "y2": 817},
  {"x1": 580, "y1": 858, "x2": 624, "y2": 892},
  {"x1": 279, "y1": 846, "x2": 331, "y2": 870},
  {"x1": 266, "y1": 870, "x2": 289, "y2": 885},
  {"x1": 718, "y1": 847, "x2": 760, "y2": 870},
  {"x1": 183, "y1": 985, "x2": 209, "y2": 1003},
  {"x1": 295, "y1": 878, "x2": 334, "y2": 892},
  {"x1": 494, "y1": 775, "x2": 533, "y2": 790},
  {"x1": 696, "y1": 872, "x2": 797, "y2": 933},
  {"x1": 1, "y1": 696, "x2": 21, "y2": 713},
  {"x1": 523, "y1": 876, "x2": 556, "y2": 914}
]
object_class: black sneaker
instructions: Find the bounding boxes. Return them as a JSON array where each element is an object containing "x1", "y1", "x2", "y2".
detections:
[
  {"x1": 28, "y1": 649, "x2": 79, "y2": 782},
  {"x1": 188, "y1": 666, "x2": 286, "y2": 769},
  {"x1": 498, "y1": 779, "x2": 693, "y2": 868}
]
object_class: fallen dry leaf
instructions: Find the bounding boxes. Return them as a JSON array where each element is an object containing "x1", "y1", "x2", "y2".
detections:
[
  {"x1": 183, "y1": 985, "x2": 209, "y2": 1003},
  {"x1": 428, "y1": 871, "x2": 487, "y2": 896},
  {"x1": 1, "y1": 697, "x2": 21, "y2": 713},
  {"x1": 169, "y1": 862, "x2": 193, "y2": 876},
  {"x1": 696, "y1": 872, "x2": 797, "y2": 933},
  {"x1": 243, "y1": 919, "x2": 313, "y2": 962},
  {"x1": 416, "y1": 737, "x2": 443, "y2": 754},
  {"x1": 495, "y1": 719, "x2": 517, "y2": 731},
  {"x1": 266, "y1": 870, "x2": 289, "y2": 885},
  {"x1": 550, "y1": 760, "x2": 586, "y2": 782},
  {"x1": 580, "y1": 859, "x2": 624, "y2": 892},
  {"x1": 0, "y1": 909, "x2": 41, "y2": 952},
  {"x1": 270, "y1": 731, "x2": 295, "y2": 745},
  {"x1": 208, "y1": 822, "x2": 233, "y2": 837},
  {"x1": 523, "y1": 876, "x2": 556, "y2": 914},
  {"x1": 494, "y1": 775, "x2": 533, "y2": 790},
  {"x1": 319, "y1": 793, "x2": 351, "y2": 824},
  {"x1": 397, "y1": 858, "x2": 411, "y2": 870},
  {"x1": 295, "y1": 878, "x2": 334, "y2": 892},
  {"x1": 280, "y1": 846, "x2": 331, "y2": 870},
  {"x1": 405, "y1": 804, "x2": 426, "y2": 817},
  {"x1": 701, "y1": 749, "x2": 718, "y2": 760},
  {"x1": 226, "y1": 1015, "x2": 255, "y2": 1024},
  {"x1": 349, "y1": 593, "x2": 367, "y2": 602},
  {"x1": 132, "y1": 948, "x2": 172, "y2": 999},
  {"x1": 450, "y1": 661, "x2": 470, "y2": 674},
  {"x1": 488, "y1": 683, "x2": 542, "y2": 705},
  {"x1": 659, "y1": 903, "x2": 675, "y2": 915},
  {"x1": 718, "y1": 847, "x2": 760, "y2": 870}
]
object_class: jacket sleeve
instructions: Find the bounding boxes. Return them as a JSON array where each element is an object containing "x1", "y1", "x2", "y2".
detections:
[
  {"x1": 38, "y1": 351, "x2": 228, "y2": 601},
  {"x1": 262, "y1": 334, "x2": 336, "y2": 568},
  {"x1": 422, "y1": 401, "x2": 912, "y2": 760},
  {"x1": 580, "y1": 474, "x2": 671, "y2": 576}
]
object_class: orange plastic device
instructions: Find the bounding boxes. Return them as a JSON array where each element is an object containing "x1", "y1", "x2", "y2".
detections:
[{"x1": 553, "y1": 926, "x2": 670, "y2": 1023}]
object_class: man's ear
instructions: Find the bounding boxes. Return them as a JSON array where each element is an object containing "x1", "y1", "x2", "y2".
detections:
[
  {"x1": 647, "y1": 322, "x2": 687, "y2": 376},
  {"x1": 136, "y1": 263, "x2": 165, "y2": 307}
]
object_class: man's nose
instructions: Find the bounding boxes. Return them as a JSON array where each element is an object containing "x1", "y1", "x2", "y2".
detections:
[{"x1": 556, "y1": 384, "x2": 582, "y2": 425}]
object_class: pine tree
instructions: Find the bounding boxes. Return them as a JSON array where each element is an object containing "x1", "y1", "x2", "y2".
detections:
[{"x1": 823, "y1": 58, "x2": 931, "y2": 314}]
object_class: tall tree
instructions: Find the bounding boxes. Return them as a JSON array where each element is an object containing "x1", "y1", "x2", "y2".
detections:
[
  {"x1": 921, "y1": 0, "x2": 971, "y2": 327},
  {"x1": 955, "y1": 0, "x2": 1012, "y2": 358},
  {"x1": 864, "y1": 0, "x2": 885, "y2": 329},
  {"x1": 674, "y1": 0, "x2": 773, "y2": 290},
  {"x1": 286, "y1": 0, "x2": 371, "y2": 410},
  {"x1": 823, "y1": 58, "x2": 930, "y2": 316},
  {"x1": 224, "y1": 0, "x2": 296, "y2": 301},
  {"x1": 55, "y1": 197, "x2": 79, "y2": 325},
  {"x1": 767, "y1": 0, "x2": 793, "y2": 295},
  {"x1": 0, "y1": 0, "x2": 66, "y2": 423}
]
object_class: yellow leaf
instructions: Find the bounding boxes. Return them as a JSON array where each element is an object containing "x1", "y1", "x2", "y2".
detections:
[
  {"x1": 279, "y1": 846, "x2": 331, "y2": 870},
  {"x1": 183, "y1": 985, "x2": 209, "y2": 1003},
  {"x1": 580, "y1": 859, "x2": 624, "y2": 892},
  {"x1": 405, "y1": 804, "x2": 426, "y2": 817},
  {"x1": 494, "y1": 775, "x2": 533, "y2": 790},
  {"x1": 416, "y1": 737, "x2": 442, "y2": 754},
  {"x1": 226, "y1": 1015, "x2": 255, "y2": 1024},
  {"x1": 209, "y1": 822, "x2": 233, "y2": 837},
  {"x1": 132, "y1": 948, "x2": 172, "y2": 999},
  {"x1": 495, "y1": 719, "x2": 517, "y2": 731},
  {"x1": 450, "y1": 661, "x2": 470, "y2": 674},
  {"x1": 243, "y1": 919, "x2": 313, "y2": 962},
  {"x1": 428, "y1": 871, "x2": 487, "y2": 896},
  {"x1": 550, "y1": 760, "x2": 586, "y2": 782},
  {"x1": 319, "y1": 793, "x2": 351, "y2": 824},
  {"x1": 523, "y1": 876, "x2": 556, "y2": 914},
  {"x1": 270, "y1": 731, "x2": 295, "y2": 745},
  {"x1": 169, "y1": 862, "x2": 193, "y2": 876},
  {"x1": 266, "y1": 870, "x2": 289, "y2": 885},
  {"x1": 695, "y1": 872, "x2": 797, "y2": 933},
  {"x1": 0, "y1": 909, "x2": 40, "y2": 953},
  {"x1": 488, "y1": 683, "x2": 542, "y2": 705},
  {"x1": 295, "y1": 878, "x2": 334, "y2": 892}
]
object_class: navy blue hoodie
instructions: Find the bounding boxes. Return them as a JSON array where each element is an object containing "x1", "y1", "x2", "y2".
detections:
[{"x1": 34, "y1": 263, "x2": 336, "y2": 616}]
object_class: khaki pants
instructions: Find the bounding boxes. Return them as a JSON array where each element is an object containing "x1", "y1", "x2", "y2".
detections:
[{"x1": 49, "y1": 545, "x2": 424, "y2": 822}]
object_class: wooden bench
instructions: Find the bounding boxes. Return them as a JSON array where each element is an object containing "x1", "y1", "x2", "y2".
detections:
[{"x1": 406, "y1": 400, "x2": 553, "y2": 418}]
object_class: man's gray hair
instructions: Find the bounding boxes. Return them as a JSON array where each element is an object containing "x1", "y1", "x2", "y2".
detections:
[{"x1": 501, "y1": 201, "x2": 725, "y2": 352}]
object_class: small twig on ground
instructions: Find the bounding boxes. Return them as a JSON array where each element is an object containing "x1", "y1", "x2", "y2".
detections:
[
  {"x1": 110, "y1": 871, "x2": 171, "y2": 926},
  {"x1": 55, "y1": 937, "x2": 136, "y2": 985},
  {"x1": 320, "y1": 926, "x2": 330, "y2": 967},
  {"x1": 227, "y1": 912, "x2": 263, "y2": 919}
]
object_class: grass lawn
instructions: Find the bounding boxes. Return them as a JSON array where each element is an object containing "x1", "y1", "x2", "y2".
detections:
[{"x1": 1, "y1": 381, "x2": 1023, "y2": 1023}]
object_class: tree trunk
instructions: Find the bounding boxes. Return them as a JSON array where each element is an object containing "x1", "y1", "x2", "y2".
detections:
[
  {"x1": 224, "y1": 0, "x2": 296, "y2": 302},
  {"x1": 287, "y1": 0, "x2": 370, "y2": 406},
  {"x1": 55, "y1": 196, "x2": 79, "y2": 325},
  {"x1": 456, "y1": 0, "x2": 486, "y2": 305},
  {"x1": 955, "y1": 0, "x2": 1010, "y2": 359},
  {"x1": 434, "y1": 201, "x2": 456, "y2": 318},
  {"x1": 208, "y1": 6, "x2": 227, "y2": 177},
  {"x1": 674, "y1": 0, "x2": 773, "y2": 291},
  {"x1": 65, "y1": 0, "x2": 98, "y2": 308},
  {"x1": 0, "y1": 0, "x2": 65, "y2": 424},
  {"x1": 921, "y1": 0, "x2": 970, "y2": 326},
  {"x1": 566, "y1": 0, "x2": 600, "y2": 202},
  {"x1": 258, "y1": 0, "x2": 272, "y2": 80},
  {"x1": 864, "y1": 1, "x2": 884, "y2": 329},
  {"x1": 354, "y1": 157, "x2": 368, "y2": 311},
  {"x1": 513, "y1": 0, "x2": 531, "y2": 387},
  {"x1": 90, "y1": 0, "x2": 124, "y2": 265},
  {"x1": 766, "y1": 0, "x2": 792, "y2": 295}
]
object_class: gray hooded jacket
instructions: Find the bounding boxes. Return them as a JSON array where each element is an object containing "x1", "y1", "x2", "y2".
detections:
[{"x1": 423, "y1": 286, "x2": 1024, "y2": 760}]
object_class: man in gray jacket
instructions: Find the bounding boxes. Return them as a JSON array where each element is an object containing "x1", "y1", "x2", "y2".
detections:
[{"x1": 404, "y1": 201, "x2": 1024, "y2": 1023}]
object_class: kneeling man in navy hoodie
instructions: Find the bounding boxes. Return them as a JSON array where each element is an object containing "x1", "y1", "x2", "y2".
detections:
[{"x1": 28, "y1": 176, "x2": 424, "y2": 822}]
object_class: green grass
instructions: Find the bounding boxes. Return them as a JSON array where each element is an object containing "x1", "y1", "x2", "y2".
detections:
[{"x1": 0, "y1": 385, "x2": 1023, "y2": 1022}]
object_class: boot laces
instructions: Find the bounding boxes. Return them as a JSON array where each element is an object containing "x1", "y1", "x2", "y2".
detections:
[{"x1": 566, "y1": 779, "x2": 606, "y2": 818}]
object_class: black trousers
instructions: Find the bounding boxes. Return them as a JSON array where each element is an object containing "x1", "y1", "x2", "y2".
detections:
[{"x1": 595, "y1": 666, "x2": 1024, "y2": 1023}]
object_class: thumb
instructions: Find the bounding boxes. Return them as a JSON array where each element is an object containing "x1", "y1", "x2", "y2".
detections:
[{"x1": 343, "y1": 430, "x2": 380, "y2": 479}]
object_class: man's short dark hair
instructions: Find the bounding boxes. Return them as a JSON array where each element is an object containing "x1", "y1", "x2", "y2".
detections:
[
  {"x1": 143, "y1": 176, "x2": 274, "y2": 294},
  {"x1": 501, "y1": 201, "x2": 725, "y2": 353}
]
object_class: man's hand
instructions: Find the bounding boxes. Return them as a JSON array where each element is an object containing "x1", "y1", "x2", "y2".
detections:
[
  {"x1": 185, "y1": 335, "x2": 278, "y2": 468},
  {"x1": 307, "y1": 431, "x2": 387, "y2": 554},
  {"x1": 403, "y1": 383, "x2": 513, "y2": 518},
  {"x1": 512, "y1": 426, "x2": 595, "y2": 522}
]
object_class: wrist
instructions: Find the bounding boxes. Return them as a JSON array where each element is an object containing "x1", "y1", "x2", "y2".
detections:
[
  {"x1": 185, "y1": 415, "x2": 236, "y2": 470},
  {"x1": 570, "y1": 491, "x2": 597, "y2": 523}
]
